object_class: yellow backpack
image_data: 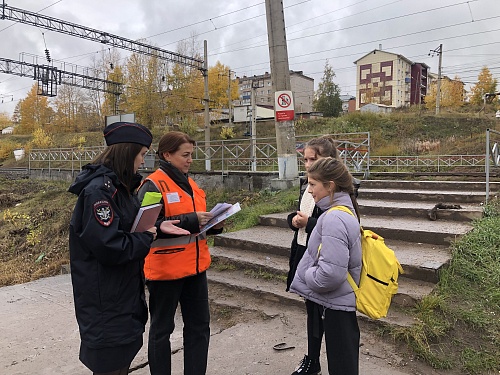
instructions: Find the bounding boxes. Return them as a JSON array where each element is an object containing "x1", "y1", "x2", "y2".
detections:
[{"x1": 320, "y1": 206, "x2": 404, "y2": 319}]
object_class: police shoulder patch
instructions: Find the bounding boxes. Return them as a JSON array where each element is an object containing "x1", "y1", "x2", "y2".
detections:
[{"x1": 93, "y1": 200, "x2": 114, "y2": 227}]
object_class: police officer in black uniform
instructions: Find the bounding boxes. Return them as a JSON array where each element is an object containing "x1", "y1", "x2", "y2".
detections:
[{"x1": 68, "y1": 122, "x2": 188, "y2": 375}]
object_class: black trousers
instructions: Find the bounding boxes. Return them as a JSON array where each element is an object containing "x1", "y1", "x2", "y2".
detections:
[
  {"x1": 147, "y1": 272, "x2": 210, "y2": 375},
  {"x1": 306, "y1": 299, "x2": 324, "y2": 360},
  {"x1": 324, "y1": 308, "x2": 360, "y2": 375}
]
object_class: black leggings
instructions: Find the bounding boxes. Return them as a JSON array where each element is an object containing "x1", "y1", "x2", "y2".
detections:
[
  {"x1": 93, "y1": 366, "x2": 129, "y2": 375},
  {"x1": 306, "y1": 299, "x2": 323, "y2": 360}
]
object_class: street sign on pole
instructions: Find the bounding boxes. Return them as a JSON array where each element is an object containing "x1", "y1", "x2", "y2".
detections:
[{"x1": 274, "y1": 90, "x2": 295, "y2": 121}]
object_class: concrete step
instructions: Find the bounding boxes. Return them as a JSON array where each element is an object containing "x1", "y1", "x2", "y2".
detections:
[
  {"x1": 207, "y1": 264, "x2": 423, "y2": 328},
  {"x1": 360, "y1": 215, "x2": 472, "y2": 246},
  {"x1": 275, "y1": 199, "x2": 482, "y2": 222},
  {"x1": 357, "y1": 198, "x2": 483, "y2": 222},
  {"x1": 211, "y1": 222, "x2": 449, "y2": 284},
  {"x1": 258, "y1": 212, "x2": 471, "y2": 246},
  {"x1": 358, "y1": 188, "x2": 486, "y2": 203},
  {"x1": 360, "y1": 179, "x2": 500, "y2": 193},
  {"x1": 210, "y1": 234, "x2": 444, "y2": 290}
]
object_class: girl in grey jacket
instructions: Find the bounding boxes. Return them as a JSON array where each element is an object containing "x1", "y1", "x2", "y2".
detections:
[{"x1": 290, "y1": 157, "x2": 362, "y2": 375}]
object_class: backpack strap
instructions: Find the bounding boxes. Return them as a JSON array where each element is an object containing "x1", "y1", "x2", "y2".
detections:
[{"x1": 319, "y1": 205, "x2": 360, "y2": 291}]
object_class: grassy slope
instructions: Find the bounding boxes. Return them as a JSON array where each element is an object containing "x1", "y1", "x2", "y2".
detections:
[{"x1": 1, "y1": 109, "x2": 499, "y2": 167}]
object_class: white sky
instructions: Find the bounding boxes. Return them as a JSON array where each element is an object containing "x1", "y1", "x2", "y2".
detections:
[{"x1": 0, "y1": 0, "x2": 499, "y2": 117}]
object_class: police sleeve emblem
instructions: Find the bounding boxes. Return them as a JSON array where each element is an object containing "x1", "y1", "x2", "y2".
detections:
[{"x1": 93, "y1": 200, "x2": 114, "y2": 227}]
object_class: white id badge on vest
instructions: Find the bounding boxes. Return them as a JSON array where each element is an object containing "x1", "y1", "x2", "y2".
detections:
[{"x1": 166, "y1": 192, "x2": 180, "y2": 204}]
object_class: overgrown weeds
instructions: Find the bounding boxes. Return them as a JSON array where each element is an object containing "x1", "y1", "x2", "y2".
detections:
[
  {"x1": 0, "y1": 176, "x2": 74, "y2": 286},
  {"x1": 0, "y1": 177, "x2": 297, "y2": 286},
  {"x1": 389, "y1": 200, "x2": 500, "y2": 374}
]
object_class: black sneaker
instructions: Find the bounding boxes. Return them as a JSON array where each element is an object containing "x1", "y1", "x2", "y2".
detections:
[{"x1": 291, "y1": 354, "x2": 321, "y2": 375}]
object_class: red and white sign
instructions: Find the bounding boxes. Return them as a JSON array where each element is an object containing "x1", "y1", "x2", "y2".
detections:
[{"x1": 274, "y1": 90, "x2": 295, "y2": 121}]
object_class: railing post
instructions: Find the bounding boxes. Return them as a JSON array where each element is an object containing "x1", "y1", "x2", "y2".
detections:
[
  {"x1": 221, "y1": 140, "x2": 225, "y2": 176},
  {"x1": 486, "y1": 128, "x2": 490, "y2": 203},
  {"x1": 365, "y1": 132, "x2": 371, "y2": 179}
]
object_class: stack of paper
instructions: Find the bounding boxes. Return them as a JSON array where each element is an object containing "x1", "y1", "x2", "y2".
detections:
[{"x1": 198, "y1": 202, "x2": 241, "y2": 235}]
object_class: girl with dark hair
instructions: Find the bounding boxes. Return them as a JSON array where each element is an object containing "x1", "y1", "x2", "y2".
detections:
[
  {"x1": 287, "y1": 136, "x2": 360, "y2": 375},
  {"x1": 137, "y1": 131, "x2": 223, "y2": 375},
  {"x1": 290, "y1": 157, "x2": 362, "y2": 375},
  {"x1": 68, "y1": 122, "x2": 188, "y2": 375}
]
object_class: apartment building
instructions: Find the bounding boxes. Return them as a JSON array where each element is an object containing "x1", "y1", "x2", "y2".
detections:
[
  {"x1": 411, "y1": 62, "x2": 430, "y2": 106},
  {"x1": 354, "y1": 49, "x2": 430, "y2": 110},
  {"x1": 236, "y1": 70, "x2": 314, "y2": 113}
]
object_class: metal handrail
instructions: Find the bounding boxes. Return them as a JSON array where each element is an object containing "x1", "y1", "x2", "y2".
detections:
[{"x1": 486, "y1": 128, "x2": 500, "y2": 203}]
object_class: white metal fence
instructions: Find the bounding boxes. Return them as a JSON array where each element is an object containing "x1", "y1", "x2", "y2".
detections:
[
  {"x1": 28, "y1": 132, "x2": 372, "y2": 174},
  {"x1": 26, "y1": 131, "x2": 497, "y2": 177}
]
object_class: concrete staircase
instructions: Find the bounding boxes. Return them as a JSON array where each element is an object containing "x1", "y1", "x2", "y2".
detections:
[{"x1": 207, "y1": 180, "x2": 495, "y2": 327}]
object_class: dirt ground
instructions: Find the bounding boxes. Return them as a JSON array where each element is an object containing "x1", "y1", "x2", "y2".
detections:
[{"x1": 0, "y1": 274, "x2": 464, "y2": 375}]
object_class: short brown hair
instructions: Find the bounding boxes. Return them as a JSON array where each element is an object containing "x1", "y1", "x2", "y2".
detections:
[{"x1": 157, "y1": 131, "x2": 196, "y2": 160}]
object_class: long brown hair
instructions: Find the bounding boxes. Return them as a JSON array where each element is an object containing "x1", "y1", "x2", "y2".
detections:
[
  {"x1": 93, "y1": 143, "x2": 144, "y2": 192},
  {"x1": 157, "y1": 131, "x2": 196, "y2": 160},
  {"x1": 307, "y1": 157, "x2": 360, "y2": 221},
  {"x1": 305, "y1": 136, "x2": 339, "y2": 159}
]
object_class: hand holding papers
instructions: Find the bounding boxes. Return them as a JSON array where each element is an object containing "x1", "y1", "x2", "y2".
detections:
[{"x1": 197, "y1": 202, "x2": 241, "y2": 235}]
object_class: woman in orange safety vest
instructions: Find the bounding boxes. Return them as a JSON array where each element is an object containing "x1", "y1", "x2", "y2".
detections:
[{"x1": 137, "y1": 131, "x2": 223, "y2": 375}]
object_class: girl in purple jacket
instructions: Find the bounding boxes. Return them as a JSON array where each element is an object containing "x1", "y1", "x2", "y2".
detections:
[{"x1": 290, "y1": 157, "x2": 362, "y2": 375}]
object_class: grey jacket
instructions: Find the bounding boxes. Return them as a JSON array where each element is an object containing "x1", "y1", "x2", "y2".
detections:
[{"x1": 289, "y1": 191, "x2": 362, "y2": 312}]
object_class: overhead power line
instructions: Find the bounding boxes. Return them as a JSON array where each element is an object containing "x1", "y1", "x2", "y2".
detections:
[{"x1": 0, "y1": 3, "x2": 205, "y2": 71}]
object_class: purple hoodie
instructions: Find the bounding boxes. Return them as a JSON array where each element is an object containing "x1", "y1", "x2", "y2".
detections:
[{"x1": 289, "y1": 191, "x2": 362, "y2": 312}]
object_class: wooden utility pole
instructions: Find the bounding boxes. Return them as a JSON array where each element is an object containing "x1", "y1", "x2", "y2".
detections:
[{"x1": 265, "y1": 0, "x2": 298, "y2": 183}]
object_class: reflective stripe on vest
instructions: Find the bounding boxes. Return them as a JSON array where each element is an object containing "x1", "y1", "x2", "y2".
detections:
[{"x1": 143, "y1": 169, "x2": 211, "y2": 280}]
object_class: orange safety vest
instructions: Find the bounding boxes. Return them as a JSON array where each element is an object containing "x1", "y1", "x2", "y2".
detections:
[{"x1": 143, "y1": 169, "x2": 211, "y2": 280}]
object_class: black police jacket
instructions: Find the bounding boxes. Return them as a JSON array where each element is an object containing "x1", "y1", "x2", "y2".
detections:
[{"x1": 68, "y1": 164, "x2": 153, "y2": 349}]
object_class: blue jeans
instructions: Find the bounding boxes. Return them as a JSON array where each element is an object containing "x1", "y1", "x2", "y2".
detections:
[{"x1": 147, "y1": 272, "x2": 210, "y2": 375}]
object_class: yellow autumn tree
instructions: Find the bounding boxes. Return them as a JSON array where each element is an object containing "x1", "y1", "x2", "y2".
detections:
[
  {"x1": 165, "y1": 62, "x2": 202, "y2": 125},
  {"x1": 51, "y1": 84, "x2": 86, "y2": 133},
  {"x1": 424, "y1": 83, "x2": 437, "y2": 110},
  {"x1": 15, "y1": 84, "x2": 53, "y2": 134},
  {"x1": 425, "y1": 76, "x2": 464, "y2": 109},
  {"x1": 470, "y1": 66, "x2": 498, "y2": 105},
  {"x1": 102, "y1": 65, "x2": 125, "y2": 119},
  {"x1": 193, "y1": 61, "x2": 239, "y2": 116},
  {"x1": 162, "y1": 36, "x2": 205, "y2": 130},
  {"x1": 124, "y1": 47, "x2": 167, "y2": 128},
  {"x1": 445, "y1": 76, "x2": 465, "y2": 107},
  {"x1": 0, "y1": 111, "x2": 11, "y2": 128}
]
